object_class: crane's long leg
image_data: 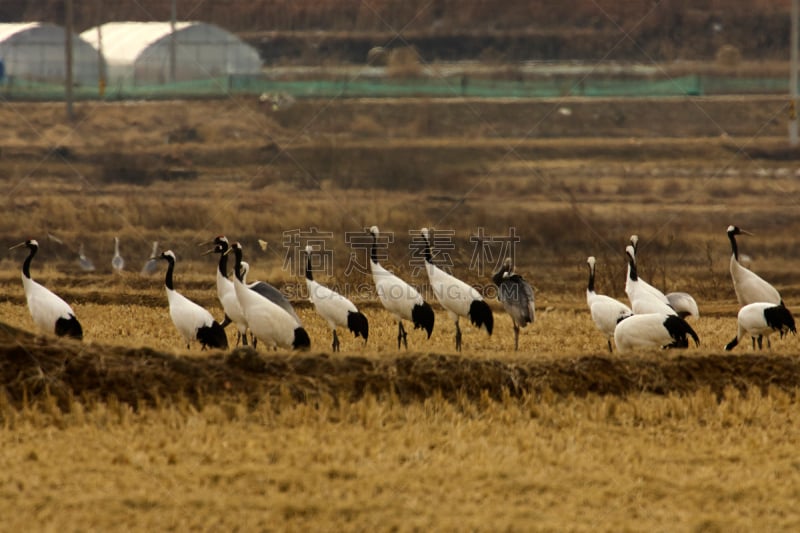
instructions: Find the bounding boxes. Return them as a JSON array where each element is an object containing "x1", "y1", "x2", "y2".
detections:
[
  {"x1": 241, "y1": 331, "x2": 248, "y2": 347},
  {"x1": 757, "y1": 336, "x2": 763, "y2": 350},
  {"x1": 455, "y1": 321, "x2": 462, "y2": 352},
  {"x1": 607, "y1": 338, "x2": 613, "y2": 353},
  {"x1": 332, "y1": 330, "x2": 340, "y2": 352},
  {"x1": 513, "y1": 324, "x2": 520, "y2": 351},
  {"x1": 398, "y1": 321, "x2": 408, "y2": 349}
]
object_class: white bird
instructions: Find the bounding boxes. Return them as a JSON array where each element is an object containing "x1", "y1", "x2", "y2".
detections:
[
  {"x1": 727, "y1": 225, "x2": 781, "y2": 306},
  {"x1": 158, "y1": 250, "x2": 228, "y2": 350},
  {"x1": 421, "y1": 227, "x2": 493, "y2": 351},
  {"x1": 228, "y1": 242, "x2": 310, "y2": 350},
  {"x1": 585, "y1": 256, "x2": 632, "y2": 352},
  {"x1": 629, "y1": 235, "x2": 699, "y2": 319},
  {"x1": 304, "y1": 245, "x2": 368, "y2": 352},
  {"x1": 10, "y1": 239, "x2": 83, "y2": 339},
  {"x1": 614, "y1": 313, "x2": 699, "y2": 354},
  {"x1": 78, "y1": 243, "x2": 95, "y2": 272},
  {"x1": 368, "y1": 225, "x2": 434, "y2": 349},
  {"x1": 492, "y1": 257, "x2": 534, "y2": 351},
  {"x1": 624, "y1": 245, "x2": 677, "y2": 316},
  {"x1": 725, "y1": 302, "x2": 796, "y2": 351},
  {"x1": 112, "y1": 236, "x2": 125, "y2": 273},
  {"x1": 202, "y1": 237, "x2": 250, "y2": 347},
  {"x1": 141, "y1": 241, "x2": 159, "y2": 276}
]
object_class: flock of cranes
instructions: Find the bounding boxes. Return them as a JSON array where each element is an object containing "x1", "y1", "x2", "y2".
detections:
[
  {"x1": 6, "y1": 226, "x2": 797, "y2": 355},
  {"x1": 586, "y1": 228, "x2": 795, "y2": 353}
]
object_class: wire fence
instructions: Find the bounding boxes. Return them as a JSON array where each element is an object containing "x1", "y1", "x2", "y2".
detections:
[{"x1": 0, "y1": 73, "x2": 790, "y2": 100}]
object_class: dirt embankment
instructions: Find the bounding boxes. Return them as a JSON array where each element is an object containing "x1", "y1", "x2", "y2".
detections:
[{"x1": 2, "y1": 321, "x2": 798, "y2": 414}]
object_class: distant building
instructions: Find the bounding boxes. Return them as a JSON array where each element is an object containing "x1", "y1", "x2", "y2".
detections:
[
  {"x1": 80, "y1": 21, "x2": 262, "y2": 86},
  {"x1": 0, "y1": 22, "x2": 102, "y2": 85}
]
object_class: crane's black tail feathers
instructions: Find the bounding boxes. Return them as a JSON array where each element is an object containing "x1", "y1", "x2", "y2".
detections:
[
  {"x1": 663, "y1": 315, "x2": 699, "y2": 349},
  {"x1": 469, "y1": 299, "x2": 494, "y2": 336},
  {"x1": 55, "y1": 315, "x2": 83, "y2": 340},
  {"x1": 347, "y1": 311, "x2": 369, "y2": 341},
  {"x1": 293, "y1": 327, "x2": 311, "y2": 350},
  {"x1": 197, "y1": 321, "x2": 229, "y2": 350},
  {"x1": 764, "y1": 304, "x2": 797, "y2": 337},
  {"x1": 412, "y1": 302, "x2": 435, "y2": 339}
]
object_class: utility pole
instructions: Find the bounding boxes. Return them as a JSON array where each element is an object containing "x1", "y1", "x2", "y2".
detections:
[
  {"x1": 169, "y1": 0, "x2": 177, "y2": 83},
  {"x1": 791, "y1": 0, "x2": 799, "y2": 146},
  {"x1": 96, "y1": 0, "x2": 105, "y2": 97},
  {"x1": 65, "y1": 0, "x2": 74, "y2": 120}
]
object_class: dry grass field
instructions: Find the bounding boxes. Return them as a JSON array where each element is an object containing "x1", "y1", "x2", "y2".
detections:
[{"x1": 1, "y1": 97, "x2": 800, "y2": 530}]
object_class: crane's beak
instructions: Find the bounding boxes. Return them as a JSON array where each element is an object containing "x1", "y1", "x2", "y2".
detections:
[
  {"x1": 8, "y1": 242, "x2": 26, "y2": 251},
  {"x1": 197, "y1": 240, "x2": 214, "y2": 247},
  {"x1": 222, "y1": 247, "x2": 233, "y2": 256},
  {"x1": 739, "y1": 229, "x2": 754, "y2": 236},
  {"x1": 201, "y1": 247, "x2": 217, "y2": 256}
]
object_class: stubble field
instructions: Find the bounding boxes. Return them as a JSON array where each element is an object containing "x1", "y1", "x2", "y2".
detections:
[{"x1": 1, "y1": 96, "x2": 800, "y2": 530}]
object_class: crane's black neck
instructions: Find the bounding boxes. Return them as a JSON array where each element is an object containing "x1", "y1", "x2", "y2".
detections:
[
  {"x1": 370, "y1": 233, "x2": 378, "y2": 265},
  {"x1": 422, "y1": 235, "x2": 433, "y2": 264},
  {"x1": 627, "y1": 255, "x2": 638, "y2": 281},
  {"x1": 216, "y1": 242, "x2": 229, "y2": 277},
  {"x1": 728, "y1": 231, "x2": 739, "y2": 261},
  {"x1": 164, "y1": 256, "x2": 175, "y2": 290},
  {"x1": 587, "y1": 264, "x2": 596, "y2": 293},
  {"x1": 305, "y1": 252, "x2": 314, "y2": 281},
  {"x1": 22, "y1": 245, "x2": 36, "y2": 279},
  {"x1": 233, "y1": 247, "x2": 244, "y2": 281}
]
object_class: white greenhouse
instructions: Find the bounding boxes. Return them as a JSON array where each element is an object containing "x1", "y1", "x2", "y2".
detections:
[
  {"x1": 80, "y1": 21, "x2": 263, "y2": 86},
  {"x1": 0, "y1": 22, "x2": 102, "y2": 85}
]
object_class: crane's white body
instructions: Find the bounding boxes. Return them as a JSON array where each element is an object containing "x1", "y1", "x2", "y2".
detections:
[
  {"x1": 586, "y1": 257, "x2": 632, "y2": 351},
  {"x1": 307, "y1": 278, "x2": 358, "y2": 331},
  {"x1": 233, "y1": 270, "x2": 301, "y2": 350},
  {"x1": 614, "y1": 313, "x2": 680, "y2": 353},
  {"x1": 730, "y1": 255, "x2": 781, "y2": 306},
  {"x1": 627, "y1": 235, "x2": 699, "y2": 319},
  {"x1": 587, "y1": 291, "x2": 632, "y2": 343},
  {"x1": 166, "y1": 286, "x2": 217, "y2": 345},
  {"x1": 425, "y1": 259, "x2": 483, "y2": 323},
  {"x1": 624, "y1": 246, "x2": 677, "y2": 316},
  {"x1": 217, "y1": 261, "x2": 248, "y2": 341},
  {"x1": 370, "y1": 259, "x2": 426, "y2": 323},
  {"x1": 736, "y1": 303, "x2": 782, "y2": 343},
  {"x1": 666, "y1": 292, "x2": 700, "y2": 319},
  {"x1": 725, "y1": 302, "x2": 796, "y2": 350},
  {"x1": 614, "y1": 314, "x2": 675, "y2": 353},
  {"x1": 22, "y1": 275, "x2": 77, "y2": 334}
]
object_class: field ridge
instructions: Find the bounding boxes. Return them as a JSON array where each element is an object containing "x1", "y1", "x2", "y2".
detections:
[{"x1": 2, "y1": 321, "x2": 798, "y2": 414}]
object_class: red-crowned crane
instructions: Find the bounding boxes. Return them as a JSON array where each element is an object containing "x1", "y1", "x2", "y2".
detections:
[
  {"x1": 10, "y1": 239, "x2": 83, "y2": 339},
  {"x1": 157, "y1": 250, "x2": 228, "y2": 350},
  {"x1": 624, "y1": 245, "x2": 677, "y2": 316},
  {"x1": 420, "y1": 227, "x2": 492, "y2": 352},
  {"x1": 304, "y1": 245, "x2": 368, "y2": 352},
  {"x1": 227, "y1": 242, "x2": 310, "y2": 350},
  {"x1": 724, "y1": 302, "x2": 796, "y2": 351},
  {"x1": 629, "y1": 235, "x2": 699, "y2": 319},
  {"x1": 585, "y1": 256, "x2": 632, "y2": 352},
  {"x1": 368, "y1": 226, "x2": 434, "y2": 349},
  {"x1": 614, "y1": 313, "x2": 699, "y2": 354},
  {"x1": 727, "y1": 226, "x2": 782, "y2": 306}
]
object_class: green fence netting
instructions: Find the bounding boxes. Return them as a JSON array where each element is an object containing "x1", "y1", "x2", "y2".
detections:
[{"x1": 0, "y1": 74, "x2": 791, "y2": 101}]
